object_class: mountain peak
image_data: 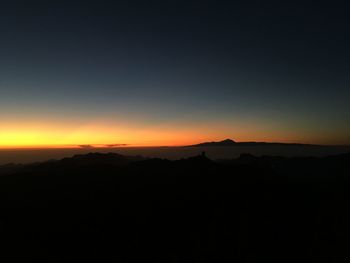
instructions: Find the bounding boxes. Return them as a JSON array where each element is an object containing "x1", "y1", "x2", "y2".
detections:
[
  {"x1": 190, "y1": 139, "x2": 236, "y2": 147},
  {"x1": 220, "y1": 139, "x2": 236, "y2": 143}
]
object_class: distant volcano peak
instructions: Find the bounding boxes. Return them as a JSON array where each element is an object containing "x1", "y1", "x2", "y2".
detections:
[
  {"x1": 189, "y1": 139, "x2": 315, "y2": 147},
  {"x1": 190, "y1": 139, "x2": 236, "y2": 147},
  {"x1": 220, "y1": 139, "x2": 236, "y2": 143}
]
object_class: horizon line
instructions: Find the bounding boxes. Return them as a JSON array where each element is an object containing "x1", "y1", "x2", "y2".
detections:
[{"x1": 0, "y1": 140, "x2": 349, "y2": 150}]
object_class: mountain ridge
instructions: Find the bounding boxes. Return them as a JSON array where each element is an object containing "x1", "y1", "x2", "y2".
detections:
[{"x1": 189, "y1": 139, "x2": 318, "y2": 147}]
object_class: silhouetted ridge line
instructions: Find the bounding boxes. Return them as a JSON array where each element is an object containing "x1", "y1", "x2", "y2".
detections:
[
  {"x1": 189, "y1": 139, "x2": 318, "y2": 147},
  {"x1": 1, "y1": 152, "x2": 350, "y2": 177},
  {"x1": 190, "y1": 139, "x2": 236, "y2": 146},
  {"x1": 1, "y1": 150, "x2": 350, "y2": 262},
  {"x1": 55, "y1": 152, "x2": 147, "y2": 167}
]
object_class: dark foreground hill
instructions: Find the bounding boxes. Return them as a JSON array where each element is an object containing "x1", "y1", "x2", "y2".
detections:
[{"x1": 0, "y1": 152, "x2": 349, "y2": 262}]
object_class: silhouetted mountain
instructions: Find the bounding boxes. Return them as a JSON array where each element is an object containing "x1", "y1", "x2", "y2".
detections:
[
  {"x1": 59, "y1": 152, "x2": 145, "y2": 166},
  {"x1": 0, "y1": 163, "x2": 23, "y2": 176},
  {"x1": 190, "y1": 138, "x2": 236, "y2": 146},
  {"x1": 190, "y1": 138, "x2": 317, "y2": 147},
  {"x1": 1, "y1": 152, "x2": 349, "y2": 262}
]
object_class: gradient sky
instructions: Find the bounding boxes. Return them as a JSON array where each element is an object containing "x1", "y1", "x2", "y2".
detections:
[{"x1": 1, "y1": 0, "x2": 350, "y2": 147}]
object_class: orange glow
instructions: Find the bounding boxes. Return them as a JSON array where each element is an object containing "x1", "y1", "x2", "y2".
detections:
[
  {"x1": 0, "y1": 117, "x2": 346, "y2": 148},
  {"x1": 0, "y1": 119, "x2": 208, "y2": 148}
]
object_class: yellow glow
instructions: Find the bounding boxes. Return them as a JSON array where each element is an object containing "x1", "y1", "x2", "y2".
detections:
[
  {"x1": 0, "y1": 120, "x2": 208, "y2": 148},
  {"x1": 0, "y1": 117, "x2": 345, "y2": 148},
  {"x1": 0, "y1": 128, "x2": 203, "y2": 148}
]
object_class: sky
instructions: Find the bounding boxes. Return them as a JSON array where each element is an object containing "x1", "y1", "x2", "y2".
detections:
[{"x1": 0, "y1": 0, "x2": 349, "y2": 147}]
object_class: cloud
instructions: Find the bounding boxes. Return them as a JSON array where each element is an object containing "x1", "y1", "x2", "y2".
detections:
[
  {"x1": 78, "y1": 145, "x2": 95, "y2": 149},
  {"x1": 105, "y1": 144, "x2": 128, "y2": 148}
]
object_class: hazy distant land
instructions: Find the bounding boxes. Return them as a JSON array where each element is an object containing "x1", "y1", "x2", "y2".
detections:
[{"x1": 1, "y1": 139, "x2": 349, "y2": 165}]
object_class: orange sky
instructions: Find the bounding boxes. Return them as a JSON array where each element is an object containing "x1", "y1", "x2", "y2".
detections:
[
  {"x1": 1, "y1": 117, "x2": 348, "y2": 148},
  {"x1": 1, "y1": 1, "x2": 349, "y2": 150}
]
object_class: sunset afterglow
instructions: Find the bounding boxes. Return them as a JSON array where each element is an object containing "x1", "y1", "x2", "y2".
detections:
[
  {"x1": 1, "y1": 0, "x2": 349, "y2": 149},
  {"x1": 1, "y1": 1, "x2": 349, "y2": 261},
  {"x1": 1, "y1": 116, "x2": 348, "y2": 148}
]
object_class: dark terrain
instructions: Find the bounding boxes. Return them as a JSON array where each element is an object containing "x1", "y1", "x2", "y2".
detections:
[
  {"x1": 189, "y1": 138, "x2": 316, "y2": 147},
  {"x1": 0, "y1": 152, "x2": 349, "y2": 262}
]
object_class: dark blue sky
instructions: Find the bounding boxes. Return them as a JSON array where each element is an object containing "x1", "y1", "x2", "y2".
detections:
[{"x1": 1, "y1": 0, "x2": 349, "y2": 146}]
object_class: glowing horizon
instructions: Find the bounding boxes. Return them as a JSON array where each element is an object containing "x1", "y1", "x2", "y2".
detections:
[
  {"x1": 1, "y1": 118, "x2": 349, "y2": 149},
  {"x1": 1, "y1": 1, "x2": 349, "y2": 150}
]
